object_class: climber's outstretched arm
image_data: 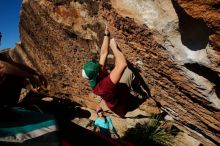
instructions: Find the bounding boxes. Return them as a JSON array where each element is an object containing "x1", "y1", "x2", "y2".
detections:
[
  {"x1": 99, "y1": 25, "x2": 110, "y2": 68},
  {"x1": 109, "y1": 38, "x2": 127, "y2": 84}
]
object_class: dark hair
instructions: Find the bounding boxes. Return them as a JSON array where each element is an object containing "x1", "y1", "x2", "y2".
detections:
[
  {"x1": 97, "y1": 111, "x2": 107, "y2": 123},
  {"x1": 103, "y1": 116, "x2": 107, "y2": 123}
]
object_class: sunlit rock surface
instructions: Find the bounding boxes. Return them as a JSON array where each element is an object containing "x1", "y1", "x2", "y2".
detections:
[{"x1": 8, "y1": 0, "x2": 220, "y2": 145}]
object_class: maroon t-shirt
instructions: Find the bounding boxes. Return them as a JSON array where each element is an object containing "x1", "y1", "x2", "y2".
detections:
[{"x1": 93, "y1": 70, "x2": 132, "y2": 117}]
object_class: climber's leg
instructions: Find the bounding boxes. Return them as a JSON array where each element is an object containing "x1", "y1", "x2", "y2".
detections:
[{"x1": 119, "y1": 67, "x2": 135, "y2": 89}]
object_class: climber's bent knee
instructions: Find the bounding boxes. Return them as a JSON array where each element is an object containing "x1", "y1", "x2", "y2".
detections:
[{"x1": 119, "y1": 67, "x2": 135, "y2": 88}]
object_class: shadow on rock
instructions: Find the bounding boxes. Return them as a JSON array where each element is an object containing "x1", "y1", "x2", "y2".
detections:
[
  {"x1": 19, "y1": 92, "x2": 91, "y2": 121},
  {"x1": 127, "y1": 61, "x2": 151, "y2": 98},
  {"x1": 119, "y1": 61, "x2": 152, "y2": 112}
]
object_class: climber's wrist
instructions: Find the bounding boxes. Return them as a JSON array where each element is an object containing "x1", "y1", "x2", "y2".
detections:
[{"x1": 104, "y1": 33, "x2": 110, "y2": 37}]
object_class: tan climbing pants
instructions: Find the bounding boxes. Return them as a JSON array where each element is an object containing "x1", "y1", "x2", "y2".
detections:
[{"x1": 119, "y1": 67, "x2": 135, "y2": 88}]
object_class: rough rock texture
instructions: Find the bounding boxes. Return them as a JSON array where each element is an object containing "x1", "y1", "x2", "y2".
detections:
[
  {"x1": 177, "y1": 0, "x2": 220, "y2": 51},
  {"x1": 8, "y1": 0, "x2": 220, "y2": 145}
]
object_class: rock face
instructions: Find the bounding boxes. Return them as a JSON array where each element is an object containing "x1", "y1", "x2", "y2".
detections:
[{"x1": 9, "y1": 0, "x2": 220, "y2": 145}]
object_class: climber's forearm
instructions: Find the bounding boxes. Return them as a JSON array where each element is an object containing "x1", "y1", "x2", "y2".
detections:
[
  {"x1": 99, "y1": 25, "x2": 110, "y2": 66},
  {"x1": 110, "y1": 41, "x2": 127, "y2": 68},
  {"x1": 109, "y1": 39, "x2": 127, "y2": 84},
  {"x1": 99, "y1": 36, "x2": 110, "y2": 66}
]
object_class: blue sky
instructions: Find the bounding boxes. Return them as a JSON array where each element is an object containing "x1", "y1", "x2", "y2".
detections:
[{"x1": 0, "y1": 0, "x2": 22, "y2": 50}]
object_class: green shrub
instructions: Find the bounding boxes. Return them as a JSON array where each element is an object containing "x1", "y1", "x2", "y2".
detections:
[{"x1": 122, "y1": 116, "x2": 176, "y2": 146}]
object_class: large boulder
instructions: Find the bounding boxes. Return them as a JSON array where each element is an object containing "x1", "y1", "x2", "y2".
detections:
[{"x1": 8, "y1": 0, "x2": 220, "y2": 145}]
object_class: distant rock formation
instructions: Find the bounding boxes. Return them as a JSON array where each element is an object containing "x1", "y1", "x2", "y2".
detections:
[{"x1": 8, "y1": 0, "x2": 220, "y2": 145}]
